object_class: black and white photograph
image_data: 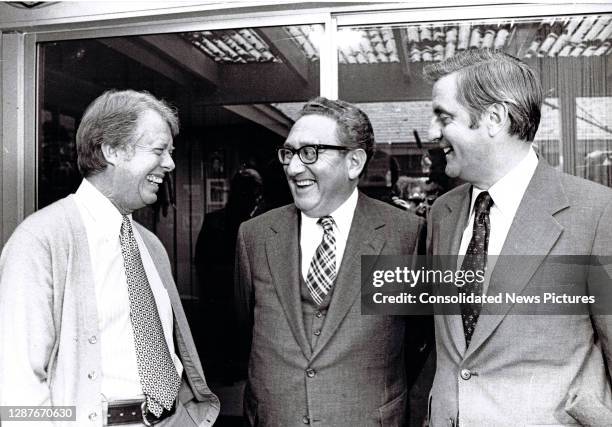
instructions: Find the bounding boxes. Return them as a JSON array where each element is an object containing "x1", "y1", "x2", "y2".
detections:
[{"x1": 0, "y1": 1, "x2": 611, "y2": 426}]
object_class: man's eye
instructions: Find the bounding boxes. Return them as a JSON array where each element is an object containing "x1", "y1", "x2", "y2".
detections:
[
  {"x1": 439, "y1": 115, "x2": 452, "y2": 125},
  {"x1": 153, "y1": 148, "x2": 165, "y2": 155}
]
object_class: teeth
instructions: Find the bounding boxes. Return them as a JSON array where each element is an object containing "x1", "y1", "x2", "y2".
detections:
[
  {"x1": 296, "y1": 179, "x2": 314, "y2": 187},
  {"x1": 443, "y1": 147, "x2": 454, "y2": 155},
  {"x1": 147, "y1": 175, "x2": 163, "y2": 184}
]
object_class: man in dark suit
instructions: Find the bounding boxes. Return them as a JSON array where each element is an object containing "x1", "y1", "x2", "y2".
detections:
[
  {"x1": 425, "y1": 50, "x2": 612, "y2": 425},
  {"x1": 236, "y1": 97, "x2": 428, "y2": 426}
]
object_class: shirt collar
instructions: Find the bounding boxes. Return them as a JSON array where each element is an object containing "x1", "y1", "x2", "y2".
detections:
[
  {"x1": 300, "y1": 187, "x2": 358, "y2": 235},
  {"x1": 469, "y1": 147, "x2": 538, "y2": 220},
  {"x1": 75, "y1": 178, "x2": 127, "y2": 239}
]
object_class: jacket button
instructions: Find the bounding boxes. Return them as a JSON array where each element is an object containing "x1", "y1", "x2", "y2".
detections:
[
  {"x1": 313, "y1": 329, "x2": 321, "y2": 336},
  {"x1": 302, "y1": 415, "x2": 310, "y2": 424},
  {"x1": 88, "y1": 336, "x2": 97, "y2": 344},
  {"x1": 88, "y1": 371, "x2": 97, "y2": 380},
  {"x1": 305, "y1": 368, "x2": 316, "y2": 378},
  {"x1": 88, "y1": 412, "x2": 97, "y2": 421},
  {"x1": 460, "y1": 369, "x2": 471, "y2": 380},
  {"x1": 315, "y1": 311, "x2": 323, "y2": 318}
]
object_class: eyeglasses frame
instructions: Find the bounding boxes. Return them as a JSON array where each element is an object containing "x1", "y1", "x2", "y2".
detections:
[{"x1": 277, "y1": 144, "x2": 351, "y2": 165}]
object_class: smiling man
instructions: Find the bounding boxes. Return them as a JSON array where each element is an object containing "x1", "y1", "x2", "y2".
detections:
[
  {"x1": 0, "y1": 90, "x2": 219, "y2": 426},
  {"x1": 235, "y1": 97, "x2": 430, "y2": 426},
  {"x1": 424, "y1": 50, "x2": 612, "y2": 426}
]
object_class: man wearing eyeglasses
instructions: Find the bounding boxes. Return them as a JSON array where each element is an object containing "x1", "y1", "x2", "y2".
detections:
[{"x1": 235, "y1": 97, "x2": 430, "y2": 426}]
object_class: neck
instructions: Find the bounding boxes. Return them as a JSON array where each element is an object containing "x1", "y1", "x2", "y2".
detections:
[
  {"x1": 86, "y1": 173, "x2": 132, "y2": 215},
  {"x1": 474, "y1": 139, "x2": 531, "y2": 190}
]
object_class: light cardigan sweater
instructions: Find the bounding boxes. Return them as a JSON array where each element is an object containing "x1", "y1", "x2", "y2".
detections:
[{"x1": 0, "y1": 195, "x2": 219, "y2": 426}]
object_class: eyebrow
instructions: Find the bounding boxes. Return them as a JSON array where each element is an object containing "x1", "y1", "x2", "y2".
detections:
[{"x1": 283, "y1": 140, "x2": 318, "y2": 148}]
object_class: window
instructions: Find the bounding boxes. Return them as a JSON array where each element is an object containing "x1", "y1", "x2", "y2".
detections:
[{"x1": 336, "y1": 15, "x2": 612, "y2": 215}]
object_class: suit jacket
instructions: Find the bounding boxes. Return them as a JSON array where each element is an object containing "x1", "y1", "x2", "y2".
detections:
[
  {"x1": 427, "y1": 159, "x2": 612, "y2": 426},
  {"x1": 236, "y1": 192, "x2": 428, "y2": 426},
  {"x1": 0, "y1": 195, "x2": 219, "y2": 427}
]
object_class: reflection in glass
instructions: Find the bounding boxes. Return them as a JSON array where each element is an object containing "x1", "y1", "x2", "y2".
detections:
[
  {"x1": 38, "y1": 23, "x2": 322, "y2": 416},
  {"x1": 38, "y1": 24, "x2": 322, "y2": 298},
  {"x1": 338, "y1": 14, "x2": 612, "y2": 213}
]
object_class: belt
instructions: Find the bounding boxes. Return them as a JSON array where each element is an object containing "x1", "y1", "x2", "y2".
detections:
[{"x1": 106, "y1": 400, "x2": 175, "y2": 426}]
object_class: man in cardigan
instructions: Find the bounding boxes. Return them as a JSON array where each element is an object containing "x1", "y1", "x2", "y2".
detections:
[
  {"x1": 236, "y1": 97, "x2": 430, "y2": 426},
  {"x1": 0, "y1": 90, "x2": 219, "y2": 426}
]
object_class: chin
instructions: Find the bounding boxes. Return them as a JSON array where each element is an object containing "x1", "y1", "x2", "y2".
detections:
[
  {"x1": 295, "y1": 201, "x2": 318, "y2": 217},
  {"x1": 445, "y1": 165, "x2": 460, "y2": 179},
  {"x1": 140, "y1": 193, "x2": 158, "y2": 207}
]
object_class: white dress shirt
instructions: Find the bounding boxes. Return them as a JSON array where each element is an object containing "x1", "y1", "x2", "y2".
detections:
[
  {"x1": 74, "y1": 179, "x2": 183, "y2": 402},
  {"x1": 300, "y1": 188, "x2": 358, "y2": 281},
  {"x1": 459, "y1": 148, "x2": 539, "y2": 293}
]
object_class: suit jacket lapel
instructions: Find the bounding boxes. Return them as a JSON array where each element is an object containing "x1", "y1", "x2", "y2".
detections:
[
  {"x1": 466, "y1": 159, "x2": 568, "y2": 355},
  {"x1": 311, "y1": 194, "x2": 385, "y2": 360},
  {"x1": 266, "y1": 205, "x2": 312, "y2": 359},
  {"x1": 436, "y1": 185, "x2": 472, "y2": 355},
  {"x1": 439, "y1": 184, "x2": 472, "y2": 256}
]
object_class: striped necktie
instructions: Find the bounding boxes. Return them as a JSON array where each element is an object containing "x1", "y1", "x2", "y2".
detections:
[{"x1": 305, "y1": 216, "x2": 337, "y2": 305}]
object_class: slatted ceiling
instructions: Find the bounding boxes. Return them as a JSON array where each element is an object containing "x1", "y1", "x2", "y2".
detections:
[
  {"x1": 180, "y1": 16, "x2": 612, "y2": 66},
  {"x1": 292, "y1": 26, "x2": 400, "y2": 64},
  {"x1": 526, "y1": 16, "x2": 612, "y2": 58},
  {"x1": 286, "y1": 25, "x2": 320, "y2": 61},
  {"x1": 181, "y1": 29, "x2": 281, "y2": 63}
]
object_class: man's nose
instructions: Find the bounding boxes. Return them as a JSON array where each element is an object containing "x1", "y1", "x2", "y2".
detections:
[
  {"x1": 285, "y1": 153, "x2": 306, "y2": 176},
  {"x1": 161, "y1": 151, "x2": 175, "y2": 172},
  {"x1": 428, "y1": 117, "x2": 442, "y2": 143}
]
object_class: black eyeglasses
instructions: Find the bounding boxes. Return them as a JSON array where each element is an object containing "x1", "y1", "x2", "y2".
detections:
[{"x1": 277, "y1": 144, "x2": 350, "y2": 165}]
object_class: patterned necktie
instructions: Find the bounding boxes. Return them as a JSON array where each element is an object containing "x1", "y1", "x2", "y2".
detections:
[
  {"x1": 459, "y1": 191, "x2": 494, "y2": 347},
  {"x1": 119, "y1": 216, "x2": 181, "y2": 417},
  {"x1": 305, "y1": 216, "x2": 337, "y2": 305}
]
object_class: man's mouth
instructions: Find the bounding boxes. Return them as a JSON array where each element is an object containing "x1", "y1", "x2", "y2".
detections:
[
  {"x1": 146, "y1": 174, "x2": 164, "y2": 185},
  {"x1": 294, "y1": 179, "x2": 315, "y2": 188},
  {"x1": 443, "y1": 146, "x2": 454, "y2": 155}
]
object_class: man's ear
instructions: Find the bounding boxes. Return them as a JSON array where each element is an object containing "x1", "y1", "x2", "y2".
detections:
[
  {"x1": 485, "y1": 103, "x2": 509, "y2": 137},
  {"x1": 347, "y1": 148, "x2": 367, "y2": 180},
  {"x1": 101, "y1": 142, "x2": 121, "y2": 166}
]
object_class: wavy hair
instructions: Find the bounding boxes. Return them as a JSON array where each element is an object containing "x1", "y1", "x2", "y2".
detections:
[
  {"x1": 298, "y1": 96, "x2": 375, "y2": 164},
  {"x1": 76, "y1": 89, "x2": 179, "y2": 177},
  {"x1": 423, "y1": 49, "x2": 542, "y2": 142}
]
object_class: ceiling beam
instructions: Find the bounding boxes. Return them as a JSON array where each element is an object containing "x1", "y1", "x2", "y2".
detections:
[
  {"x1": 257, "y1": 27, "x2": 310, "y2": 85},
  {"x1": 99, "y1": 37, "x2": 192, "y2": 86},
  {"x1": 139, "y1": 34, "x2": 220, "y2": 87},
  {"x1": 224, "y1": 104, "x2": 293, "y2": 137},
  {"x1": 392, "y1": 28, "x2": 412, "y2": 82}
]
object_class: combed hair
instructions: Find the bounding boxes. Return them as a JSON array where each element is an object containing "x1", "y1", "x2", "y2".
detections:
[
  {"x1": 76, "y1": 89, "x2": 179, "y2": 177},
  {"x1": 298, "y1": 96, "x2": 375, "y2": 164},
  {"x1": 423, "y1": 49, "x2": 542, "y2": 142}
]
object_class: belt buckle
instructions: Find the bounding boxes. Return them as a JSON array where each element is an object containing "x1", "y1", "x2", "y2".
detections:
[{"x1": 141, "y1": 401, "x2": 154, "y2": 427}]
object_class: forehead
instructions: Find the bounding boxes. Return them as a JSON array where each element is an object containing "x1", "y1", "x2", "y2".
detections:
[
  {"x1": 285, "y1": 114, "x2": 339, "y2": 147},
  {"x1": 432, "y1": 73, "x2": 460, "y2": 111},
  {"x1": 134, "y1": 109, "x2": 173, "y2": 145}
]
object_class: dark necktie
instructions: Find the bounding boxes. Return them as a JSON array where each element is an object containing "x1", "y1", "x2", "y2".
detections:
[
  {"x1": 305, "y1": 216, "x2": 337, "y2": 305},
  {"x1": 459, "y1": 191, "x2": 494, "y2": 347},
  {"x1": 119, "y1": 216, "x2": 181, "y2": 417}
]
